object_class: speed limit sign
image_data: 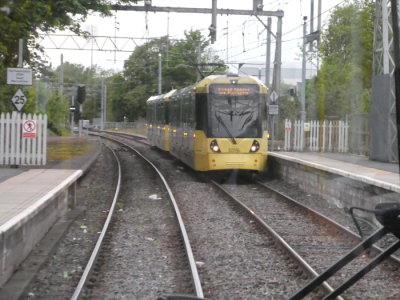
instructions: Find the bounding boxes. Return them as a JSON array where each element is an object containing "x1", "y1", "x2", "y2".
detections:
[{"x1": 11, "y1": 88, "x2": 27, "y2": 111}]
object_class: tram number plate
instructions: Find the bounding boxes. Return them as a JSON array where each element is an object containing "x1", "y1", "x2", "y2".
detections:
[{"x1": 229, "y1": 148, "x2": 240, "y2": 153}]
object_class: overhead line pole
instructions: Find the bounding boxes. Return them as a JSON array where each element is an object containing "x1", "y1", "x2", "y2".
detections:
[
  {"x1": 266, "y1": 17, "x2": 272, "y2": 88},
  {"x1": 301, "y1": 17, "x2": 307, "y2": 122},
  {"x1": 211, "y1": 0, "x2": 217, "y2": 43},
  {"x1": 390, "y1": 0, "x2": 400, "y2": 169},
  {"x1": 18, "y1": 39, "x2": 23, "y2": 68}
]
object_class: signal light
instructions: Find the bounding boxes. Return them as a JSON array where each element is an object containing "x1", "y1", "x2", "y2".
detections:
[
  {"x1": 210, "y1": 140, "x2": 220, "y2": 152},
  {"x1": 77, "y1": 85, "x2": 86, "y2": 104},
  {"x1": 250, "y1": 140, "x2": 260, "y2": 152}
]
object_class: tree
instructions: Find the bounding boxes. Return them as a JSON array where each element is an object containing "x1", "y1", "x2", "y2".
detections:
[
  {"x1": 0, "y1": 0, "x2": 137, "y2": 118},
  {"x1": 46, "y1": 93, "x2": 69, "y2": 135},
  {"x1": 108, "y1": 30, "x2": 226, "y2": 121},
  {"x1": 107, "y1": 73, "x2": 128, "y2": 122},
  {"x1": 0, "y1": 0, "x2": 137, "y2": 71},
  {"x1": 312, "y1": 0, "x2": 374, "y2": 119}
]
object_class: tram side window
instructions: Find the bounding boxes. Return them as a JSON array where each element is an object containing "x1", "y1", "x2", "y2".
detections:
[
  {"x1": 189, "y1": 90, "x2": 195, "y2": 128},
  {"x1": 160, "y1": 102, "x2": 165, "y2": 125},
  {"x1": 261, "y1": 93, "x2": 267, "y2": 131},
  {"x1": 195, "y1": 93, "x2": 207, "y2": 132},
  {"x1": 178, "y1": 95, "x2": 183, "y2": 128},
  {"x1": 154, "y1": 102, "x2": 159, "y2": 126},
  {"x1": 181, "y1": 96, "x2": 186, "y2": 127},
  {"x1": 165, "y1": 102, "x2": 170, "y2": 125},
  {"x1": 183, "y1": 96, "x2": 190, "y2": 128},
  {"x1": 155, "y1": 102, "x2": 159, "y2": 126},
  {"x1": 146, "y1": 105, "x2": 151, "y2": 124},
  {"x1": 148, "y1": 103, "x2": 154, "y2": 126},
  {"x1": 170, "y1": 99, "x2": 178, "y2": 128}
]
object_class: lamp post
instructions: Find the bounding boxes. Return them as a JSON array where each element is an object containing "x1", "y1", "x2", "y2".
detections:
[{"x1": 300, "y1": 16, "x2": 307, "y2": 121}]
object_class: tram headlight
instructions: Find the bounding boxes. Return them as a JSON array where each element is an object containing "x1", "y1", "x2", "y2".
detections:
[
  {"x1": 210, "y1": 140, "x2": 221, "y2": 152},
  {"x1": 250, "y1": 140, "x2": 260, "y2": 152}
]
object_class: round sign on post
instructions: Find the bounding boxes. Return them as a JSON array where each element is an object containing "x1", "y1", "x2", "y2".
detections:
[{"x1": 22, "y1": 120, "x2": 36, "y2": 138}]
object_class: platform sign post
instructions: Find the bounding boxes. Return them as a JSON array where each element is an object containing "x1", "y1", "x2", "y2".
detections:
[
  {"x1": 7, "y1": 68, "x2": 32, "y2": 86},
  {"x1": 268, "y1": 104, "x2": 279, "y2": 115},
  {"x1": 22, "y1": 119, "x2": 37, "y2": 138}
]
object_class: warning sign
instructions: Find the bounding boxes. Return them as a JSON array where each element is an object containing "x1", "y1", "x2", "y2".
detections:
[
  {"x1": 22, "y1": 120, "x2": 36, "y2": 138},
  {"x1": 285, "y1": 120, "x2": 292, "y2": 131}
]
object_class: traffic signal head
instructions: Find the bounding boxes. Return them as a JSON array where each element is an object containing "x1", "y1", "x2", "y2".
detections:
[{"x1": 77, "y1": 85, "x2": 86, "y2": 104}]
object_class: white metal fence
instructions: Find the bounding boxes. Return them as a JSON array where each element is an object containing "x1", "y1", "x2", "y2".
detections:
[
  {"x1": 284, "y1": 119, "x2": 349, "y2": 152},
  {"x1": 0, "y1": 111, "x2": 47, "y2": 165}
]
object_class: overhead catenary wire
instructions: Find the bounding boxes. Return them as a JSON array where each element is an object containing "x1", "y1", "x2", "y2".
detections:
[{"x1": 208, "y1": 0, "x2": 347, "y2": 65}]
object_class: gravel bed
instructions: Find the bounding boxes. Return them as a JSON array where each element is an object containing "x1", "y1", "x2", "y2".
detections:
[
  {"x1": 262, "y1": 178, "x2": 400, "y2": 256},
  {"x1": 221, "y1": 182, "x2": 400, "y2": 299},
  {"x1": 20, "y1": 134, "x2": 400, "y2": 300},
  {"x1": 224, "y1": 184, "x2": 400, "y2": 299},
  {"x1": 89, "y1": 145, "x2": 193, "y2": 299},
  {"x1": 24, "y1": 141, "x2": 193, "y2": 300},
  {"x1": 25, "y1": 144, "x2": 117, "y2": 299},
  {"x1": 126, "y1": 144, "x2": 311, "y2": 299},
  {"x1": 261, "y1": 179, "x2": 371, "y2": 235}
]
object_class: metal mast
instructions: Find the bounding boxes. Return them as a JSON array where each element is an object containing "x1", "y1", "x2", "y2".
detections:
[{"x1": 370, "y1": 0, "x2": 400, "y2": 162}]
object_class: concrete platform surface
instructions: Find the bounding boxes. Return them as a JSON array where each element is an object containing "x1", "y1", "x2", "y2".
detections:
[
  {"x1": 270, "y1": 151, "x2": 400, "y2": 193},
  {"x1": 0, "y1": 136, "x2": 101, "y2": 287},
  {"x1": 0, "y1": 169, "x2": 82, "y2": 231}
]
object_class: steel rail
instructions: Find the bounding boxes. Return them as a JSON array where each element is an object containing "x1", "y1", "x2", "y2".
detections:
[
  {"x1": 101, "y1": 130, "x2": 149, "y2": 146},
  {"x1": 99, "y1": 133, "x2": 204, "y2": 298},
  {"x1": 210, "y1": 179, "x2": 342, "y2": 299},
  {"x1": 257, "y1": 181, "x2": 400, "y2": 265},
  {"x1": 71, "y1": 143, "x2": 122, "y2": 300}
]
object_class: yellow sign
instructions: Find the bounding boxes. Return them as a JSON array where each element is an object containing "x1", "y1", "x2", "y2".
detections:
[{"x1": 217, "y1": 87, "x2": 250, "y2": 95}]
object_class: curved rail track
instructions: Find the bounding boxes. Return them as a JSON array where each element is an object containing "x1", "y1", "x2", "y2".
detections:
[
  {"x1": 71, "y1": 143, "x2": 122, "y2": 300},
  {"x1": 213, "y1": 178, "x2": 400, "y2": 299},
  {"x1": 100, "y1": 131, "x2": 400, "y2": 299},
  {"x1": 73, "y1": 134, "x2": 203, "y2": 299}
]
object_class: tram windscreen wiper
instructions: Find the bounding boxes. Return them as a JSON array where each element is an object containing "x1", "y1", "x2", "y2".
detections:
[{"x1": 215, "y1": 112, "x2": 237, "y2": 144}]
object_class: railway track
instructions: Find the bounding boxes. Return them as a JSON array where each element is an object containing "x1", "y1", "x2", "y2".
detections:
[
  {"x1": 106, "y1": 132, "x2": 308, "y2": 298},
  {"x1": 74, "y1": 134, "x2": 203, "y2": 299},
  {"x1": 71, "y1": 142, "x2": 122, "y2": 299},
  {"x1": 102, "y1": 131, "x2": 400, "y2": 299},
  {"x1": 215, "y1": 178, "x2": 400, "y2": 299},
  {"x1": 100, "y1": 130, "x2": 149, "y2": 146}
]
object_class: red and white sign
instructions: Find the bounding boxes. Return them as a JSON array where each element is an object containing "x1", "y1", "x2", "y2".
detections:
[
  {"x1": 22, "y1": 120, "x2": 36, "y2": 138},
  {"x1": 285, "y1": 120, "x2": 292, "y2": 131}
]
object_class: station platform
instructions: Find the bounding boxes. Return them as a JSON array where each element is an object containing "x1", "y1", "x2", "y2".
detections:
[
  {"x1": 0, "y1": 136, "x2": 101, "y2": 288},
  {"x1": 268, "y1": 151, "x2": 400, "y2": 224},
  {"x1": 269, "y1": 151, "x2": 400, "y2": 193}
]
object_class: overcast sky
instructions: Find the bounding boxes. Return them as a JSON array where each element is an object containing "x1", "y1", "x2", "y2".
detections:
[{"x1": 41, "y1": 0, "x2": 344, "y2": 72}]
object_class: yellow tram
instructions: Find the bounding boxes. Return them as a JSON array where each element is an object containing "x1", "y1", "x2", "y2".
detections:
[{"x1": 146, "y1": 75, "x2": 269, "y2": 171}]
